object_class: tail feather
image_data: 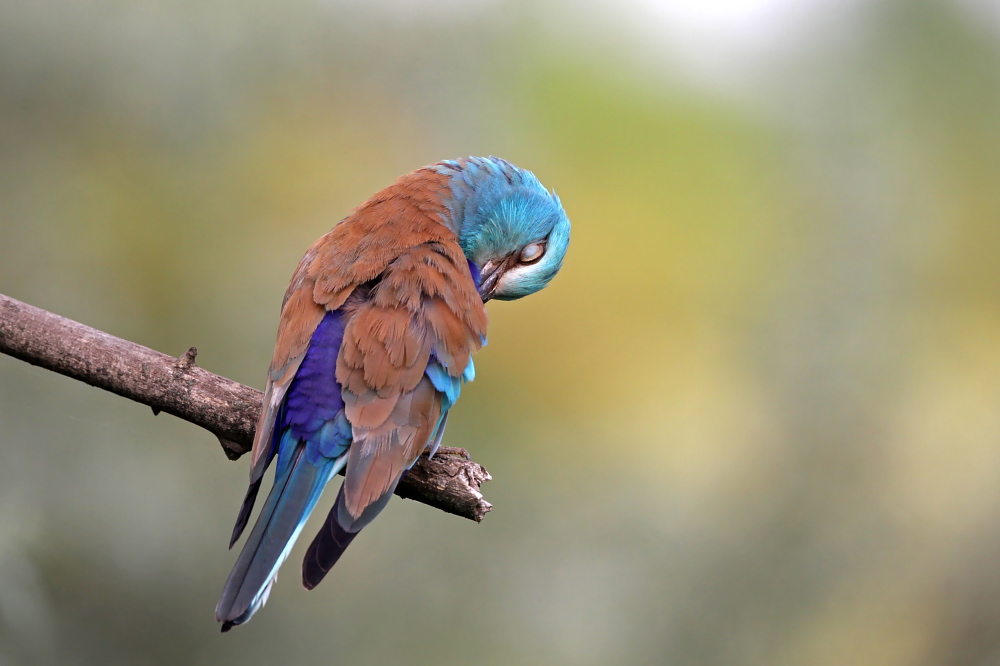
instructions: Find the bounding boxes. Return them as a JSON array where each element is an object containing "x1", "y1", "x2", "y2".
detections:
[
  {"x1": 301, "y1": 479, "x2": 398, "y2": 590},
  {"x1": 216, "y1": 439, "x2": 344, "y2": 629},
  {"x1": 228, "y1": 478, "x2": 262, "y2": 549},
  {"x1": 301, "y1": 488, "x2": 359, "y2": 590}
]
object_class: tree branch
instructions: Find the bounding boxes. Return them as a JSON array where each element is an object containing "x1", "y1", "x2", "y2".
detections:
[{"x1": 0, "y1": 292, "x2": 492, "y2": 522}]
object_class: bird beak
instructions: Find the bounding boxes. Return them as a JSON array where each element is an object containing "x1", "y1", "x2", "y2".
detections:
[{"x1": 478, "y1": 254, "x2": 517, "y2": 302}]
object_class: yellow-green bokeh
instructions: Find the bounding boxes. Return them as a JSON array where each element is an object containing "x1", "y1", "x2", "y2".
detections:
[{"x1": 2, "y1": 1, "x2": 1000, "y2": 664}]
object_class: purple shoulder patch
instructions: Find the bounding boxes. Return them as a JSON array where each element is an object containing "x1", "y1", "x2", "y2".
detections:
[
  {"x1": 467, "y1": 259, "x2": 481, "y2": 290},
  {"x1": 283, "y1": 310, "x2": 346, "y2": 441}
]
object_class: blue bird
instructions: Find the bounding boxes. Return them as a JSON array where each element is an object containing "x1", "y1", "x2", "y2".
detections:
[{"x1": 216, "y1": 156, "x2": 570, "y2": 630}]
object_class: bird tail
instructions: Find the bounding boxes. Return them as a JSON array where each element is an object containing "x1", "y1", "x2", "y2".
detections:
[
  {"x1": 228, "y1": 478, "x2": 263, "y2": 549},
  {"x1": 300, "y1": 472, "x2": 402, "y2": 590},
  {"x1": 300, "y1": 487, "x2": 360, "y2": 590},
  {"x1": 216, "y1": 434, "x2": 345, "y2": 631}
]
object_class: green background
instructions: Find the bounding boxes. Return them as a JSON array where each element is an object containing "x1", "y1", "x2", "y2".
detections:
[{"x1": 3, "y1": 1, "x2": 1000, "y2": 663}]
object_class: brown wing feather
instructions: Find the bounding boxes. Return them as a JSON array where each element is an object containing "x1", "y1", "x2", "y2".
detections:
[
  {"x1": 255, "y1": 165, "x2": 486, "y2": 528},
  {"x1": 341, "y1": 377, "x2": 442, "y2": 522},
  {"x1": 335, "y1": 240, "x2": 487, "y2": 523},
  {"x1": 267, "y1": 166, "x2": 455, "y2": 385}
]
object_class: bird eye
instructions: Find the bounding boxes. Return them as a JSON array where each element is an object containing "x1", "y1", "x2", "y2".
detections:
[{"x1": 520, "y1": 242, "x2": 546, "y2": 264}]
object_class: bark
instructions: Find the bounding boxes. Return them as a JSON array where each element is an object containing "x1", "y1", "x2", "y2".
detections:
[{"x1": 0, "y1": 292, "x2": 492, "y2": 522}]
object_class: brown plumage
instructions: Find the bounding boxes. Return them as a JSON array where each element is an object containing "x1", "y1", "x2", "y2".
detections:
[
  {"x1": 219, "y1": 155, "x2": 571, "y2": 630},
  {"x1": 251, "y1": 166, "x2": 486, "y2": 524}
]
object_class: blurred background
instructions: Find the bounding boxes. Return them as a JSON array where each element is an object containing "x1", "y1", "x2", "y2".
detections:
[{"x1": 2, "y1": 0, "x2": 1000, "y2": 663}]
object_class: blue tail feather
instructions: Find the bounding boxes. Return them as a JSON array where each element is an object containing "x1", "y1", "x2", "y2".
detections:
[{"x1": 216, "y1": 431, "x2": 346, "y2": 629}]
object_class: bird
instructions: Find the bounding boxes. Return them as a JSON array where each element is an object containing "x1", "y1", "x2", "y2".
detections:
[{"x1": 215, "y1": 156, "x2": 571, "y2": 631}]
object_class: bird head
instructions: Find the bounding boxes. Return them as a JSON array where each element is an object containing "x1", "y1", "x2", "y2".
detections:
[{"x1": 433, "y1": 157, "x2": 571, "y2": 302}]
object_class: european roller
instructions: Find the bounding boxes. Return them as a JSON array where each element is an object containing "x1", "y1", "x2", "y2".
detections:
[{"x1": 216, "y1": 156, "x2": 571, "y2": 630}]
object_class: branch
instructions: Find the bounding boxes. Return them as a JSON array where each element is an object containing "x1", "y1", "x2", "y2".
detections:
[{"x1": 0, "y1": 292, "x2": 492, "y2": 522}]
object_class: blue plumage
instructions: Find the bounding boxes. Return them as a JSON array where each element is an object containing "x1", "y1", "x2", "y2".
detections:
[
  {"x1": 216, "y1": 157, "x2": 570, "y2": 630},
  {"x1": 218, "y1": 312, "x2": 352, "y2": 630},
  {"x1": 283, "y1": 312, "x2": 350, "y2": 464},
  {"x1": 436, "y1": 157, "x2": 570, "y2": 300}
]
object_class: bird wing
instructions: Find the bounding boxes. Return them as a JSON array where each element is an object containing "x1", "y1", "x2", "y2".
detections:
[
  {"x1": 338, "y1": 241, "x2": 486, "y2": 523},
  {"x1": 227, "y1": 237, "x2": 329, "y2": 547},
  {"x1": 301, "y1": 241, "x2": 486, "y2": 588},
  {"x1": 240, "y1": 167, "x2": 469, "y2": 486},
  {"x1": 228, "y1": 193, "x2": 465, "y2": 543}
]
